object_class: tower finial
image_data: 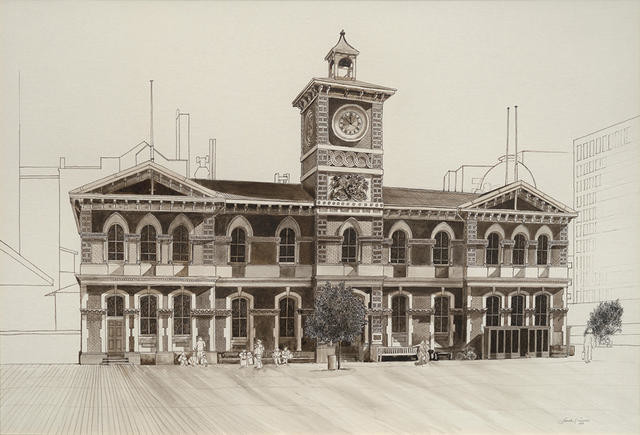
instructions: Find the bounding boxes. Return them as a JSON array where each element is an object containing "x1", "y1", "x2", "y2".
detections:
[{"x1": 340, "y1": 29, "x2": 345, "y2": 37}]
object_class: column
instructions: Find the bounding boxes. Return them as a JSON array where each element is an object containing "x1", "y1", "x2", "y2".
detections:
[
  {"x1": 209, "y1": 286, "x2": 216, "y2": 351},
  {"x1": 133, "y1": 312, "x2": 139, "y2": 352},
  {"x1": 166, "y1": 294, "x2": 173, "y2": 352},
  {"x1": 125, "y1": 314, "x2": 131, "y2": 352},
  {"x1": 81, "y1": 286, "x2": 88, "y2": 353},
  {"x1": 191, "y1": 293, "x2": 197, "y2": 350},
  {"x1": 370, "y1": 287, "x2": 384, "y2": 345},
  {"x1": 296, "y1": 312, "x2": 302, "y2": 352},
  {"x1": 100, "y1": 293, "x2": 107, "y2": 353}
]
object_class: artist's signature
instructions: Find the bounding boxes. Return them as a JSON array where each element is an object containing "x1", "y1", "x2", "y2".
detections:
[{"x1": 559, "y1": 417, "x2": 590, "y2": 425}]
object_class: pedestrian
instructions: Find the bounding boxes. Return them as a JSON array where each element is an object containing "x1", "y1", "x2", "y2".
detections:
[
  {"x1": 254, "y1": 339, "x2": 264, "y2": 369},
  {"x1": 583, "y1": 327, "x2": 595, "y2": 363},
  {"x1": 195, "y1": 336, "x2": 206, "y2": 365},
  {"x1": 281, "y1": 346, "x2": 293, "y2": 365},
  {"x1": 178, "y1": 351, "x2": 188, "y2": 366},
  {"x1": 272, "y1": 347, "x2": 281, "y2": 366},
  {"x1": 239, "y1": 349, "x2": 248, "y2": 368},
  {"x1": 415, "y1": 340, "x2": 429, "y2": 366}
]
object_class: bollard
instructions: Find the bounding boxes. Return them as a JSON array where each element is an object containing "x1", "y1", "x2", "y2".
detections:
[{"x1": 327, "y1": 354, "x2": 337, "y2": 370}]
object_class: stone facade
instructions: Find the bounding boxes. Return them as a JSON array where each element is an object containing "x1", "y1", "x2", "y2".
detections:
[{"x1": 71, "y1": 32, "x2": 576, "y2": 364}]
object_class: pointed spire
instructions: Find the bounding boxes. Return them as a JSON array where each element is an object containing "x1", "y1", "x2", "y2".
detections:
[{"x1": 325, "y1": 30, "x2": 359, "y2": 61}]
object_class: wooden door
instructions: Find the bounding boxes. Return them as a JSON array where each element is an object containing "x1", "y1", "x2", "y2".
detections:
[{"x1": 107, "y1": 319, "x2": 124, "y2": 356}]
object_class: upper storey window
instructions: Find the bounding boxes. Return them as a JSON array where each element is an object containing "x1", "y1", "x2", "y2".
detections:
[
  {"x1": 230, "y1": 228, "x2": 246, "y2": 263},
  {"x1": 172, "y1": 226, "x2": 190, "y2": 262},
  {"x1": 390, "y1": 231, "x2": 407, "y2": 264},
  {"x1": 341, "y1": 228, "x2": 357, "y2": 263},
  {"x1": 140, "y1": 225, "x2": 157, "y2": 262},
  {"x1": 486, "y1": 233, "x2": 500, "y2": 265},
  {"x1": 537, "y1": 235, "x2": 549, "y2": 265},
  {"x1": 107, "y1": 224, "x2": 125, "y2": 261},
  {"x1": 279, "y1": 228, "x2": 296, "y2": 263},
  {"x1": 433, "y1": 232, "x2": 450, "y2": 265},
  {"x1": 513, "y1": 234, "x2": 527, "y2": 265}
]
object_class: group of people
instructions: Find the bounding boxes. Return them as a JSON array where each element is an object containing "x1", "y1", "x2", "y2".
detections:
[
  {"x1": 178, "y1": 336, "x2": 209, "y2": 367},
  {"x1": 239, "y1": 339, "x2": 293, "y2": 369}
]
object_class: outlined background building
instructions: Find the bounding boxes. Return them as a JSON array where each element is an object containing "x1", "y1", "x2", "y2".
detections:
[{"x1": 569, "y1": 116, "x2": 640, "y2": 347}]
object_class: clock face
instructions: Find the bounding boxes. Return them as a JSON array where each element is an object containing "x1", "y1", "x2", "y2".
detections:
[
  {"x1": 304, "y1": 110, "x2": 314, "y2": 149},
  {"x1": 332, "y1": 104, "x2": 368, "y2": 142}
]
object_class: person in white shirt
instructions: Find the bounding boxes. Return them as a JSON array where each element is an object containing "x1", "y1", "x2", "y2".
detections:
[{"x1": 583, "y1": 328, "x2": 595, "y2": 363}]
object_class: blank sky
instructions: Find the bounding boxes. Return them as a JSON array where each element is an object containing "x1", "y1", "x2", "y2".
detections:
[{"x1": 1, "y1": 1, "x2": 639, "y2": 195}]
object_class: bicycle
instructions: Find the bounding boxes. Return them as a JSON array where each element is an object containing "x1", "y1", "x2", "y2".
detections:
[{"x1": 455, "y1": 347, "x2": 477, "y2": 360}]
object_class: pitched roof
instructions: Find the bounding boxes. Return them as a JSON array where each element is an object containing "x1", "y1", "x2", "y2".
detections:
[
  {"x1": 459, "y1": 180, "x2": 576, "y2": 214},
  {"x1": 383, "y1": 186, "x2": 479, "y2": 208},
  {"x1": 325, "y1": 31, "x2": 360, "y2": 60},
  {"x1": 192, "y1": 179, "x2": 314, "y2": 203}
]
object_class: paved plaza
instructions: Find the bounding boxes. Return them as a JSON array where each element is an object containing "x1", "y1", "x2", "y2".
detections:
[{"x1": 1, "y1": 348, "x2": 638, "y2": 434}]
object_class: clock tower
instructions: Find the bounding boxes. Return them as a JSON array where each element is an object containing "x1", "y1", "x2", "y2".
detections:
[
  {"x1": 292, "y1": 31, "x2": 396, "y2": 203},
  {"x1": 292, "y1": 31, "x2": 395, "y2": 269}
]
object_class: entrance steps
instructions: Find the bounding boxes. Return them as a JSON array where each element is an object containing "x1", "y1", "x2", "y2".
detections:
[{"x1": 101, "y1": 356, "x2": 131, "y2": 365}]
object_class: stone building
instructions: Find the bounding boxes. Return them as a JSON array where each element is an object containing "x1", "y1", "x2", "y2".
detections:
[{"x1": 71, "y1": 32, "x2": 576, "y2": 364}]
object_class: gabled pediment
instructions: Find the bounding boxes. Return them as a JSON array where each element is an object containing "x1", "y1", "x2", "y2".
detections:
[
  {"x1": 69, "y1": 161, "x2": 223, "y2": 199},
  {"x1": 460, "y1": 181, "x2": 575, "y2": 215}
]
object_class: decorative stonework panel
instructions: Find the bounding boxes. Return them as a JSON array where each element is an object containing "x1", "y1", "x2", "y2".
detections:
[
  {"x1": 80, "y1": 209, "x2": 92, "y2": 263},
  {"x1": 327, "y1": 150, "x2": 375, "y2": 169},
  {"x1": 329, "y1": 174, "x2": 369, "y2": 202}
]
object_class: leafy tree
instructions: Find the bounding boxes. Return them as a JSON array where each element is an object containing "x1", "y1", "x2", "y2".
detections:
[
  {"x1": 586, "y1": 299, "x2": 623, "y2": 343},
  {"x1": 305, "y1": 281, "x2": 367, "y2": 369}
]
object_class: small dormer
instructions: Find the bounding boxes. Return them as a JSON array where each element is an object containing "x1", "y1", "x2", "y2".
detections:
[{"x1": 325, "y1": 30, "x2": 359, "y2": 80}]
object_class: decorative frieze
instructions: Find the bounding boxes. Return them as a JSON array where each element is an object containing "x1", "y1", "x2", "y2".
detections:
[
  {"x1": 157, "y1": 308, "x2": 173, "y2": 317},
  {"x1": 190, "y1": 308, "x2": 216, "y2": 318},
  {"x1": 80, "y1": 308, "x2": 106, "y2": 315},
  {"x1": 123, "y1": 308, "x2": 139, "y2": 315},
  {"x1": 327, "y1": 150, "x2": 376, "y2": 169}
]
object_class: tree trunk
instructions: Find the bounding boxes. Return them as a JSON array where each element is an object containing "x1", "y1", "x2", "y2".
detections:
[{"x1": 337, "y1": 341, "x2": 341, "y2": 370}]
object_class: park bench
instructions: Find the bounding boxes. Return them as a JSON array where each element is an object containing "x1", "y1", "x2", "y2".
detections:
[{"x1": 376, "y1": 346, "x2": 419, "y2": 362}]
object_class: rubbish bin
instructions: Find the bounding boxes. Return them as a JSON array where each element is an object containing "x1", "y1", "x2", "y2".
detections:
[{"x1": 327, "y1": 355, "x2": 337, "y2": 370}]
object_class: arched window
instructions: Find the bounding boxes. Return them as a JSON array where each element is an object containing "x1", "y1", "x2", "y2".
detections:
[
  {"x1": 391, "y1": 296, "x2": 407, "y2": 332},
  {"x1": 434, "y1": 296, "x2": 449, "y2": 333},
  {"x1": 172, "y1": 226, "x2": 190, "y2": 262},
  {"x1": 486, "y1": 296, "x2": 501, "y2": 326},
  {"x1": 173, "y1": 294, "x2": 191, "y2": 335},
  {"x1": 486, "y1": 233, "x2": 500, "y2": 265},
  {"x1": 537, "y1": 235, "x2": 549, "y2": 265},
  {"x1": 106, "y1": 295, "x2": 124, "y2": 316},
  {"x1": 107, "y1": 224, "x2": 125, "y2": 261},
  {"x1": 390, "y1": 231, "x2": 407, "y2": 264},
  {"x1": 433, "y1": 231, "x2": 449, "y2": 265},
  {"x1": 511, "y1": 295, "x2": 525, "y2": 326},
  {"x1": 279, "y1": 297, "x2": 296, "y2": 337},
  {"x1": 513, "y1": 234, "x2": 526, "y2": 265},
  {"x1": 279, "y1": 228, "x2": 296, "y2": 263},
  {"x1": 341, "y1": 228, "x2": 357, "y2": 263},
  {"x1": 140, "y1": 295, "x2": 157, "y2": 335},
  {"x1": 140, "y1": 225, "x2": 157, "y2": 262},
  {"x1": 230, "y1": 228, "x2": 246, "y2": 263},
  {"x1": 534, "y1": 294, "x2": 549, "y2": 326},
  {"x1": 232, "y1": 298, "x2": 248, "y2": 338}
]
